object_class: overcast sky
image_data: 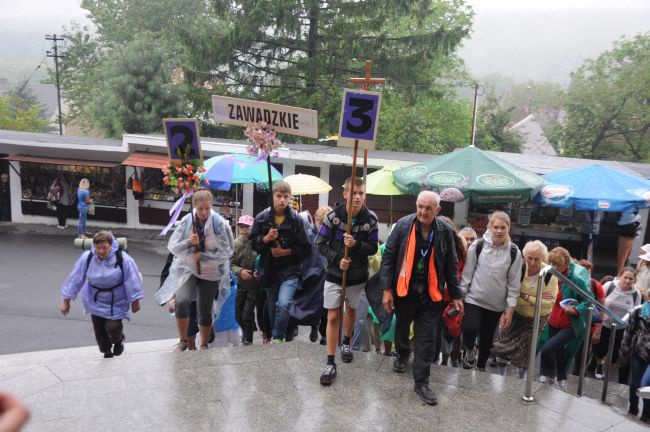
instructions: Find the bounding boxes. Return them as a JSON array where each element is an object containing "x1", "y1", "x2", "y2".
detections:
[{"x1": 0, "y1": 0, "x2": 648, "y2": 84}]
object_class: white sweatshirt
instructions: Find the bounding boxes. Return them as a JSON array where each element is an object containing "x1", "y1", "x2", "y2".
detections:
[
  {"x1": 460, "y1": 232, "x2": 523, "y2": 312},
  {"x1": 602, "y1": 278, "x2": 642, "y2": 328}
]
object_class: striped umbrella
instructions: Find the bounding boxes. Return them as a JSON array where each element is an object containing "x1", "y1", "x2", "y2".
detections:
[{"x1": 284, "y1": 173, "x2": 332, "y2": 195}]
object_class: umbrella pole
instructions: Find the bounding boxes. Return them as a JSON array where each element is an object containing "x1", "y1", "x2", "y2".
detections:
[
  {"x1": 390, "y1": 195, "x2": 393, "y2": 226},
  {"x1": 299, "y1": 195, "x2": 302, "y2": 212},
  {"x1": 266, "y1": 154, "x2": 274, "y2": 206},
  {"x1": 189, "y1": 198, "x2": 201, "y2": 275},
  {"x1": 339, "y1": 139, "x2": 359, "y2": 345}
]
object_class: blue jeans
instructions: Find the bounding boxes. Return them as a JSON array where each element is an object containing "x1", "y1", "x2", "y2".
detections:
[
  {"x1": 267, "y1": 277, "x2": 299, "y2": 340},
  {"x1": 629, "y1": 352, "x2": 650, "y2": 416},
  {"x1": 78, "y1": 210, "x2": 88, "y2": 235}
]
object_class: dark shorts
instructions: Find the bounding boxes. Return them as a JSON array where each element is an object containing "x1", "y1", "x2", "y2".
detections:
[{"x1": 618, "y1": 221, "x2": 641, "y2": 238}]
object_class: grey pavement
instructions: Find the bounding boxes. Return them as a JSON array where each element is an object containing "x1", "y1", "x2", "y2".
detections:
[
  {"x1": 0, "y1": 339, "x2": 645, "y2": 432},
  {"x1": 0, "y1": 223, "x2": 174, "y2": 354}
]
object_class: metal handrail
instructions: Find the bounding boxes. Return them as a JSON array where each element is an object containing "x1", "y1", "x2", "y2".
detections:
[
  {"x1": 549, "y1": 267, "x2": 626, "y2": 326},
  {"x1": 523, "y1": 266, "x2": 629, "y2": 403}
]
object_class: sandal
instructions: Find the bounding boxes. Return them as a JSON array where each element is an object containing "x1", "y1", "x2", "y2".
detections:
[
  {"x1": 175, "y1": 339, "x2": 189, "y2": 352},
  {"x1": 200, "y1": 345, "x2": 209, "y2": 350}
]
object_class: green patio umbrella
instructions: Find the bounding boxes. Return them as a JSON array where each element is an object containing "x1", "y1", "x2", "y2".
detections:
[
  {"x1": 365, "y1": 166, "x2": 404, "y2": 225},
  {"x1": 393, "y1": 146, "x2": 545, "y2": 203}
]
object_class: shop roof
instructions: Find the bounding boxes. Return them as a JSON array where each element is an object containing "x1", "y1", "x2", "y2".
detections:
[
  {"x1": 1, "y1": 154, "x2": 119, "y2": 168},
  {"x1": 121, "y1": 152, "x2": 170, "y2": 169},
  {"x1": 0, "y1": 129, "x2": 122, "y2": 147}
]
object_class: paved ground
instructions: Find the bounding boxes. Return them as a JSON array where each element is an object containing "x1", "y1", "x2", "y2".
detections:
[
  {"x1": 0, "y1": 339, "x2": 645, "y2": 432},
  {"x1": 0, "y1": 223, "x2": 174, "y2": 354}
]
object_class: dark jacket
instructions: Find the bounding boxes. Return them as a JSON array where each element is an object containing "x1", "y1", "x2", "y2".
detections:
[
  {"x1": 379, "y1": 214, "x2": 461, "y2": 301},
  {"x1": 249, "y1": 206, "x2": 312, "y2": 286},
  {"x1": 230, "y1": 236, "x2": 259, "y2": 292},
  {"x1": 315, "y1": 204, "x2": 379, "y2": 286}
]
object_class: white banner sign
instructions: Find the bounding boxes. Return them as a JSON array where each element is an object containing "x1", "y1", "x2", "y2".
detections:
[{"x1": 212, "y1": 95, "x2": 319, "y2": 139}]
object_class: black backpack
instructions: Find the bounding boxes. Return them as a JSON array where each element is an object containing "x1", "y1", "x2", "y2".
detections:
[
  {"x1": 475, "y1": 239, "x2": 519, "y2": 271},
  {"x1": 519, "y1": 260, "x2": 553, "y2": 286},
  {"x1": 84, "y1": 249, "x2": 124, "y2": 316}
]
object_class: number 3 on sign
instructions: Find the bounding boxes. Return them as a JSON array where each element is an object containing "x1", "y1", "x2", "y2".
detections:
[{"x1": 338, "y1": 89, "x2": 382, "y2": 150}]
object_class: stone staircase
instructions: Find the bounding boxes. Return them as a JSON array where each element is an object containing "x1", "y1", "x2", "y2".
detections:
[{"x1": 0, "y1": 339, "x2": 645, "y2": 432}]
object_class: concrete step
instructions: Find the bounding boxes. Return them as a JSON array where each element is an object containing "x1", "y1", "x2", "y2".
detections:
[{"x1": 0, "y1": 339, "x2": 645, "y2": 432}]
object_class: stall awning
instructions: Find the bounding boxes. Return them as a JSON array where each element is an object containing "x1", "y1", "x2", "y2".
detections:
[
  {"x1": 121, "y1": 152, "x2": 170, "y2": 170},
  {"x1": 1, "y1": 154, "x2": 118, "y2": 168}
]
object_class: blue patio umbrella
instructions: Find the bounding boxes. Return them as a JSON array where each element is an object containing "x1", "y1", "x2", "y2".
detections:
[
  {"x1": 534, "y1": 164, "x2": 650, "y2": 212},
  {"x1": 203, "y1": 153, "x2": 283, "y2": 190}
]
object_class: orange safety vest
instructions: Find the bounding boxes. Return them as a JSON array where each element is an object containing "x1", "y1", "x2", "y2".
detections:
[{"x1": 396, "y1": 223, "x2": 441, "y2": 302}]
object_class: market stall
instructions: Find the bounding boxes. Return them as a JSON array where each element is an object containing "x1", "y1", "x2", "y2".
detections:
[
  {"x1": 5, "y1": 155, "x2": 126, "y2": 223},
  {"x1": 121, "y1": 151, "x2": 240, "y2": 227}
]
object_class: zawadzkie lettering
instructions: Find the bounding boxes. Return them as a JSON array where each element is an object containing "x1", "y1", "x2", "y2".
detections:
[{"x1": 228, "y1": 104, "x2": 300, "y2": 131}]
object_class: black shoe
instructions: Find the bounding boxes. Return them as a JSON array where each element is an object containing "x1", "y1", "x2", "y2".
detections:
[
  {"x1": 310, "y1": 326, "x2": 319, "y2": 342},
  {"x1": 629, "y1": 404, "x2": 640, "y2": 416},
  {"x1": 112, "y1": 335, "x2": 125, "y2": 357},
  {"x1": 640, "y1": 414, "x2": 650, "y2": 424},
  {"x1": 103, "y1": 352, "x2": 114, "y2": 359},
  {"x1": 340, "y1": 344, "x2": 353, "y2": 363},
  {"x1": 320, "y1": 337, "x2": 326, "y2": 346},
  {"x1": 208, "y1": 327, "x2": 216, "y2": 344},
  {"x1": 414, "y1": 384, "x2": 438, "y2": 406},
  {"x1": 393, "y1": 356, "x2": 408, "y2": 373},
  {"x1": 320, "y1": 364, "x2": 337, "y2": 386}
]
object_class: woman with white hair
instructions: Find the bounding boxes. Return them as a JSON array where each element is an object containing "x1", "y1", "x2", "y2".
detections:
[{"x1": 491, "y1": 240, "x2": 559, "y2": 378}]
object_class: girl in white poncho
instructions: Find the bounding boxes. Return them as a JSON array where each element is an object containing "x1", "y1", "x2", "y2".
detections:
[{"x1": 155, "y1": 190, "x2": 234, "y2": 351}]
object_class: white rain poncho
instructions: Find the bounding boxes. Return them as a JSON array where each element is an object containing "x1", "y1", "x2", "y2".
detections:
[{"x1": 155, "y1": 210, "x2": 234, "y2": 317}]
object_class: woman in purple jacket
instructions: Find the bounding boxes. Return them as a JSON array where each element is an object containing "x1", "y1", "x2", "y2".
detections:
[{"x1": 59, "y1": 231, "x2": 144, "y2": 358}]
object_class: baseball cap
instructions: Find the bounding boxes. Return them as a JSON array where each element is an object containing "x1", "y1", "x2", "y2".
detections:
[
  {"x1": 237, "y1": 215, "x2": 254, "y2": 226},
  {"x1": 443, "y1": 304, "x2": 462, "y2": 338}
]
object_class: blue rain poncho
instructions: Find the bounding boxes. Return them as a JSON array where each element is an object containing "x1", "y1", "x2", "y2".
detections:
[
  {"x1": 61, "y1": 237, "x2": 144, "y2": 320},
  {"x1": 155, "y1": 210, "x2": 234, "y2": 317}
]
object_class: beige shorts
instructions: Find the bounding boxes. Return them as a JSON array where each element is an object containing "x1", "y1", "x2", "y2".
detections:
[{"x1": 323, "y1": 280, "x2": 365, "y2": 310}]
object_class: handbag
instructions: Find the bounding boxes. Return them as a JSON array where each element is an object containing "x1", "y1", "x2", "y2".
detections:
[{"x1": 87, "y1": 203, "x2": 96, "y2": 216}]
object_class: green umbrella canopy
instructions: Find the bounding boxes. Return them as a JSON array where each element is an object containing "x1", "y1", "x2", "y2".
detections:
[
  {"x1": 365, "y1": 166, "x2": 404, "y2": 196},
  {"x1": 393, "y1": 146, "x2": 545, "y2": 204}
]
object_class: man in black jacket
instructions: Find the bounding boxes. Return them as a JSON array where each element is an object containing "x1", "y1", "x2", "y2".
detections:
[
  {"x1": 380, "y1": 191, "x2": 464, "y2": 405},
  {"x1": 250, "y1": 181, "x2": 312, "y2": 342},
  {"x1": 315, "y1": 177, "x2": 379, "y2": 385}
]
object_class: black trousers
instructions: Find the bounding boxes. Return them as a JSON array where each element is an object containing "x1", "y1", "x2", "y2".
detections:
[
  {"x1": 461, "y1": 302, "x2": 502, "y2": 369},
  {"x1": 236, "y1": 287, "x2": 259, "y2": 343},
  {"x1": 56, "y1": 203, "x2": 69, "y2": 227},
  {"x1": 540, "y1": 325, "x2": 576, "y2": 381},
  {"x1": 91, "y1": 315, "x2": 123, "y2": 354},
  {"x1": 394, "y1": 294, "x2": 444, "y2": 386},
  {"x1": 256, "y1": 288, "x2": 272, "y2": 337},
  {"x1": 593, "y1": 326, "x2": 629, "y2": 384}
]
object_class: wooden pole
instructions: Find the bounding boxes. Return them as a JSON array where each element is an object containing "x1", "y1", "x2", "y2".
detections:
[
  {"x1": 338, "y1": 139, "x2": 359, "y2": 344},
  {"x1": 266, "y1": 154, "x2": 274, "y2": 205}
]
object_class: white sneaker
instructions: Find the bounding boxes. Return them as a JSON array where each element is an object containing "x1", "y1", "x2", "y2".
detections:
[
  {"x1": 539, "y1": 375, "x2": 556, "y2": 385},
  {"x1": 557, "y1": 380, "x2": 567, "y2": 391},
  {"x1": 57, "y1": 225, "x2": 66, "y2": 230}
]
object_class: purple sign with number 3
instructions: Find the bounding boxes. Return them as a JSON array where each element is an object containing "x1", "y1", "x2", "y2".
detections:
[{"x1": 340, "y1": 91, "x2": 380, "y2": 141}]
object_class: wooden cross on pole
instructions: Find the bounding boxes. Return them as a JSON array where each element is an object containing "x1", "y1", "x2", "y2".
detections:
[{"x1": 337, "y1": 60, "x2": 385, "y2": 344}]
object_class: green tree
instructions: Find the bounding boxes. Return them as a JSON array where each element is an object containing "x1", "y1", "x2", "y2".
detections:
[
  {"x1": 474, "y1": 90, "x2": 523, "y2": 153},
  {"x1": 0, "y1": 95, "x2": 50, "y2": 132},
  {"x1": 57, "y1": 0, "x2": 474, "y2": 146},
  {"x1": 207, "y1": 0, "x2": 473, "y2": 137},
  {"x1": 562, "y1": 33, "x2": 650, "y2": 162}
]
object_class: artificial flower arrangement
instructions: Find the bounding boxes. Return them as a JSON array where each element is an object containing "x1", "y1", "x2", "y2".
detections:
[
  {"x1": 244, "y1": 121, "x2": 282, "y2": 159},
  {"x1": 161, "y1": 145, "x2": 209, "y2": 196}
]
